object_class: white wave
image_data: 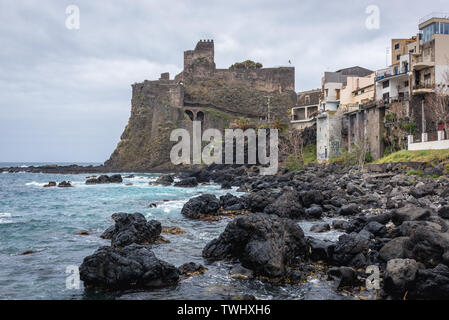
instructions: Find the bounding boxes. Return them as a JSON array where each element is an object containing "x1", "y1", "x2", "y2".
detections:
[
  {"x1": 20, "y1": 165, "x2": 28, "y2": 168},
  {"x1": 0, "y1": 213, "x2": 13, "y2": 224},
  {"x1": 25, "y1": 181, "x2": 46, "y2": 187}
]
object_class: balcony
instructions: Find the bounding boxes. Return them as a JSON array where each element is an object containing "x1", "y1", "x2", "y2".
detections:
[
  {"x1": 413, "y1": 83, "x2": 435, "y2": 94},
  {"x1": 413, "y1": 55, "x2": 435, "y2": 70},
  {"x1": 376, "y1": 67, "x2": 408, "y2": 82},
  {"x1": 378, "y1": 94, "x2": 410, "y2": 106}
]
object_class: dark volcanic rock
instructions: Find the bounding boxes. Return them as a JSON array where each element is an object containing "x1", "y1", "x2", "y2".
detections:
[
  {"x1": 178, "y1": 262, "x2": 207, "y2": 276},
  {"x1": 244, "y1": 189, "x2": 276, "y2": 212},
  {"x1": 263, "y1": 189, "x2": 303, "y2": 218},
  {"x1": 154, "y1": 175, "x2": 174, "y2": 186},
  {"x1": 384, "y1": 258, "x2": 418, "y2": 297},
  {"x1": 58, "y1": 181, "x2": 72, "y2": 188},
  {"x1": 305, "y1": 205, "x2": 323, "y2": 219},
  {"x1": 310, "y1": 223, "x2": 331, "y2": 233},
  {"x1": 364, "y1": 221, "x2": 387, "y2": 237},
  {"x1": 409, "y1": 264, "x2": 449, "y2": 299},
  {"x1": 339, "y1": 204, "x2": 359, "y2": 216},
  {"x1": 392, "y1": 205, "x2": 432, "y2": 225},
  {"x1": 438, "y1": 206, "x2": 449, "y2": 219},
  {"x1": 43, "y1": 181, "x2": 56, "y2": 188},
  {"x1": 306, "y1": 237, "x2": 335, "y2": 262},
  {"x1": 202, "y1": 213, "x2": 308, "y2": 278},
  {"x1": 86, "y1": 174, "x2": 122, "y2": 185},
  {"x1": 332, "y1": 219, "x2": 349, "y2": 231},
  {"x1": 403, "y1": 226, "x2": 449, "y2": 267},
  {"x1": 79, "y1": 244, "x2": 179, "y2": 289},
  {"x1": 174, "y1": 177, "x2": 198, "y2": 187},
  {"x1": 181, "y1": 194, "x2": 220, "y2": 219},
  {"x1": 328, "y1": 266, "x2": 359, "y2": 288},
  {"x1": 379, "y1": 237, "x2": 409, "y2": 261},
  {"x1": 106, "y1": 212, "x2": 162, "y2": 247},
  {"x1": 219, "y1": 193, "x2": 248, "y2": 211},
  {"x1": 300, "y1": 190, "x2": 324, "y2": 207},
  {"x1": 109, "y1": 174, "x2": 123, "y2": 183},
  {"x1": 333, "y1": 230, "x2": 373, "y2": 267}
]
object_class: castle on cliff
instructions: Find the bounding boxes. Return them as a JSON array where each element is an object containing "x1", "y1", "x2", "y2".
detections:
[{"x1": 105, "y1": 40, "x2": 297, "y2": 170}]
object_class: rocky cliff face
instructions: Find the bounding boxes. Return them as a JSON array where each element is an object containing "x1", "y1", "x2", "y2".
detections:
[{"x1": 105, "y1": 40, "x2": 296, "y2": 171}]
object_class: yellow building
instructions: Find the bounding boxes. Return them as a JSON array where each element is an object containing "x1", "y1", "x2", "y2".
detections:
[{"x1": 339, "y1": 73, "x2": 376, "y2": 112}]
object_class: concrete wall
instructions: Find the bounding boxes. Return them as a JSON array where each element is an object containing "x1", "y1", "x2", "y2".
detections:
[
  {"x1": 408, "y1": 139, "x2": 449, "y2": 150},
  {"x1": 317, "y1": 112, "x2": 342, "y2": 161}
]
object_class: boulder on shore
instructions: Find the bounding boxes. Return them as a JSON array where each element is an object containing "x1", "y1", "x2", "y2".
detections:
[
  {"x1": 181, "y1": 194, "x2": 220, "y2": 219},
  {"x1": 79, "y1": 244, "x2": 179, "y2": 289},
  {"x1": 104, "y1": 212, "x2": 162, "y2": 248},
  {"x1": 202, "y1": 213, "x2": 308, "y2": 278}
]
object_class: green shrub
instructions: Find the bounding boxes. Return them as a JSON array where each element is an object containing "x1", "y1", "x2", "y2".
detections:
[
  {"x1": 285, "y1": 154, "x2": 304, "y2": 172},
  {"x1": 406, "y1": 169, "x2": 424, "y2": 177}
]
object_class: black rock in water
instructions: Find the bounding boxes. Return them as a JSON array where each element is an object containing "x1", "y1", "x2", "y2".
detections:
[
  {"x1": 181, "y1": 194, "x2": 220, "y2": 219},
  {"x1": 105, "y1": 212, "x2": 162, "y2": 247},
  {"x1": 58, "y1": 181, "x2": 72, "y2": 188},
  {"x1": 86, "y1": 174, "x2": 122, "y2": 185},
  {"x1": 43, "y1": 181, "x2": 57, "y2": 188},
  {"x1": 202, "y1": 213, "x2": 308, "y2": 278},
  {"x1": 174, "y1": 177, "x2": 198, "y2": 187},
  {"x1": 79, "y1": 244, "x2": 179, "y2": 289},
  {"x1": 178, "y1": 262, "x2": 207, "y2": 276},
  {"x1": 154, "y1": 175, "x2": 174, "y2": 186}
]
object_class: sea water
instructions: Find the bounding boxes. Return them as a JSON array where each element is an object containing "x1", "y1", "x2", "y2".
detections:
[{"x1": 0, "y1": 164, "x2": 345, "y2": 300}]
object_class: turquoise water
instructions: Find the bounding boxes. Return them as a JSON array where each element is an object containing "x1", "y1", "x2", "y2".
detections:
[{"x1": 0, "y1": 168, "x2": 344, "y2": 300}]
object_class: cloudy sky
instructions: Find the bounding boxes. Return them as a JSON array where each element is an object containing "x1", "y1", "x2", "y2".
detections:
[{"x1": 0, "y1": 0, "x2": 446, "y2": 162}]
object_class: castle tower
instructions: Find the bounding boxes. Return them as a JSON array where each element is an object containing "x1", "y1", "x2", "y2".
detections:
[{"x1": 183, "y1": 40, "x2": 216, "y2": 78}]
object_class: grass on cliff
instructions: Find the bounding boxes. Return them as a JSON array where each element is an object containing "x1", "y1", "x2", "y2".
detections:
[
  {"x1": 284, "y1": 144, "x2": 317, "y2": 171},
  {"x1": 376, "y1": 149, "x2": 449, "y2": 166}
]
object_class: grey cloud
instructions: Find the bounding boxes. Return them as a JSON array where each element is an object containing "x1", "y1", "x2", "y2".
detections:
[{"x1": 0, "y1": 0, "x2": 447, "y2": 161}]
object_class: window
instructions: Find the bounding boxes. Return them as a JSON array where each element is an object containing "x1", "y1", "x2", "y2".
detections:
[
  {"x1": 336, "y1": 89, "x2": 340, "y2": 100},
  {"x1": 383, "y1": 80, "x2": 390, "y2": 89},
  {"x1": 404, "y1": 81, "x2": 409, "y2": 87},
  {"x1": 396, "y1": 55, "x2": 401, "y2": 61},
  {"x1": 422, "y1": 22, "x2": 439, "y2": 42},
  {"x1": 424, "y1": 73, "x2": 431, "y2": 86},
  {"x1": 394, "y1": 43, "x2": 400, "y2": 50},
  {"x1": 440, "y1": 23, "x2": 449, "y2": 35},
  {"x1": 305, "y1": 95, "x2": 310, "y2": 105},
  {"x1": 325, "y1": 89, "x2": 328, "y2": 97}
]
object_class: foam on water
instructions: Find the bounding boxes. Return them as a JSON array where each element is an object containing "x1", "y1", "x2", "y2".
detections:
[{"x1": 0, "y1": 171, "x2": 345, "y2": 300}]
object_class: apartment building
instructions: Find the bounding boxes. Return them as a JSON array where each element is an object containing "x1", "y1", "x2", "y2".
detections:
[
  {"x1": 340, "y1": 73, "x2": 376, "y2": 112},
  {"x1": 320, "y1": 66, "x2": 373, "y2": 112},
  {"x1": 291, "y1": 89, "x2": 320, "y2": 130},
  {"x1": 408, "y1": 14, "x2": 449, "y2": 141}
]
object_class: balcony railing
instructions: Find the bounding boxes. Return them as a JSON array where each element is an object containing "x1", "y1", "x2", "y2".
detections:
[
  {"x1": 376, "y1": 67, "x2": 408, "y2": 81},
  {"x1": 413, "y1": 83, "x2": 434, "y2": 90},
  {"x1": 419, "y1": 12, "x2": 449, "y2": 24},
  {"x1": 378, "y1": 95, "x2": 410, "y2": 105}
]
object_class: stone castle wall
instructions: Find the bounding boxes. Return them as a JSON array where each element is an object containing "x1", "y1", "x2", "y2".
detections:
[{"x1": 105, "y1": 40, "x2": 296, "y2": 170}]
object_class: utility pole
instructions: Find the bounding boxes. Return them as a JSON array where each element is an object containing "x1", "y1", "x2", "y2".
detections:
[
  {"x1": 263, "y1": 96, "x2": 271, "y2": 122},
  {"x1": 267, "y1": 96, "x2": 271, "y2": 122}
]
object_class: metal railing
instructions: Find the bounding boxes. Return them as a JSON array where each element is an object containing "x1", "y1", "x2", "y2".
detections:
[
  {"x1": 419, "y1": 13, "x2": 449, "y2": 24},
  {"x1": 413, "y1": 83, "x2": 435, "y2": 90}
]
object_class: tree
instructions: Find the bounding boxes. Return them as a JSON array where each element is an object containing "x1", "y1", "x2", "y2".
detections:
[
  {"x1": 231, "y1": 117, "x2": 254, "y2": 131},
  {"x1": 279, "y1": 128, "x2": 305, "y2": 167}
]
